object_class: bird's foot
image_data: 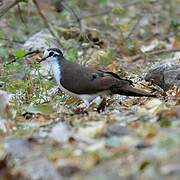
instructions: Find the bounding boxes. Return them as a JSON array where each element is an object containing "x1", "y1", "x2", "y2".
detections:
[
  {"x1": 74, "y1": 107, "x2": 88, "y2": 115},
  {"x1": 97, "y1": 98, "x2": 107, "y2": 113}
]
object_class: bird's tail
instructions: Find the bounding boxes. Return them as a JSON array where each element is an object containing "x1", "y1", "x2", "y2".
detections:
[{"x1": 110, "y1": 85, "x2": 156, "y2": 97}]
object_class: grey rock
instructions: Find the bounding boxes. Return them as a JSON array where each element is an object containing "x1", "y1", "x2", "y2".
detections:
[
  {"x1": 57, "y1": 164, "x2": 80, "y2": 177},
  {"x1": 4, "y1": 138, "x2": 35, "y2": 158},
  {"x1": 86, "y1": 158, "x2": 136, "y2": 180},
  {"x1": 145, "y1": 60, "x2": 180, "y2": 90},
  {"x1": 23, "y1": 29, "x2": 58, "y2": 51},
  {"x1": 21, "y1": 156, "x2": 62, "y2": 180},
  {"x1": 105, "y1": 123, "x2": 129, "y2": 137}
]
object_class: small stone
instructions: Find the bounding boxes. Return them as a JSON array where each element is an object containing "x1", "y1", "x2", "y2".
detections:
[
  {"x1": 21, "y1": 156, "x2": 62, "y2": 180},
  {"x1": 4, "y1": 138, "x2": 35, "y2": 158},
  {"x1": 23, "y1": 29, "x2": 58, "y2": 51},
  {"x1": 49, "y1": 122, "x2": 72, "y2": 143},
  {"x1": 105, "y1": 123, "x2": 129, "y2": 137},
  {"x1": 136, "y1": 142, "x2": 152, "y2": 149},
  {"x1": 145, "y1": 57, "x2": 180, "y2": 90},
  {"x1": 57, "y1": 159, "x2": 80, "y2": 177}
]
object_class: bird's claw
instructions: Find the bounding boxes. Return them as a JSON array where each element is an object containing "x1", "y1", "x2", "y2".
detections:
[{"x1": 74, "y1": 107, "x2": 88, "y2": 115}]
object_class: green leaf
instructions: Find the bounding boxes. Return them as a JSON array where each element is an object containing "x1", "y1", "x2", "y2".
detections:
[
  {"x1": 26, "y1": 103, "x2": 53, "y2": 115},
  {"x1": 98, "y1": 0, "x2": 108, "y2": 5},
  {"x1": 66, "y1": 48, "x2": 78, "y2": 62},
  {"x1": 98, "y1": 50, "x2": 114, "y2": 65},
  {"x1": 159, "y1": 118, "x2": 172, "y2": 127},
  {"x1": 14, "y1": 50, "x2": 27, "y2": 58},
  {"x1": 139, "y1": 160, "x2": 152, "y2": 171},
  {"x1": 0, "y1": 31, "x2": 5, "y2": 37},
  {"x1": 112, "y1": 6, "x2": 126, "y2": 15},
  {"x1": 43, "y1": 80, "x2": 54, "y2": 90}
]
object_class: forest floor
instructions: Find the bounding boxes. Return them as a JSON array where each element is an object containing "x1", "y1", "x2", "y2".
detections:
[{"x1": 0, "y1": 0, "x2": 180, "y2": 179}]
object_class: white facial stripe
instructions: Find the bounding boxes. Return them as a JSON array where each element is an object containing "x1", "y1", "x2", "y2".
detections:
[
  {"x1": 53, "y1": 52, "x2": 60, "y2": 56},
  {"x1": 43, "y1": 50, "x2": 50, "y2": 59},
  {"x1": 43, "y1": 50, "x2": 60, "y2": 59}
]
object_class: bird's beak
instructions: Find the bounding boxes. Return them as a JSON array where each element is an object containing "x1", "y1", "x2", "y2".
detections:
[
  {"x1": 39, "y1": 55, "x2": 49, "y2": 62},
  {"x1": 39, "y1": 50, "x2": 50, "y2": 63}
]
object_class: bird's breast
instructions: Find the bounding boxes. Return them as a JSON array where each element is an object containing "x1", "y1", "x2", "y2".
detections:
[{"x1": 50, "y1": 60, "x2": 61, "y2": 85}]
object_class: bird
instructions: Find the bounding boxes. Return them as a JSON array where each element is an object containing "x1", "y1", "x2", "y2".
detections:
[{"x1": 40, "y1": 48, "x2": 156, "y2": 109}]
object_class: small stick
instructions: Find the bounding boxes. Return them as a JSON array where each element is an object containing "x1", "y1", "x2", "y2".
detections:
[
  {"x1": 61, "y1": 0, "x2": 82, "y2": 31},
  {"x1": 126, "y1": 15, "x2": 143, "y2": 40},
  {"x1": 17, "y1": 3, "x2": 28, "y2": 30},
  {"x1": 132, "y1": 48, "x2": 180, "y2": 61},
  {"x1": 6, "y1": 50, "x2": 40, "y2": 64},
  {"x1": 32, "y1": 0, "x2": 61, "y2": 46}
]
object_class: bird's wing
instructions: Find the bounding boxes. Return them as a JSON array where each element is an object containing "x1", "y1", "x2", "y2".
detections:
[
  {"x1": 60, "y1": 60, "x2": 129, "y2": 94},
  {"x1": 60, "y1": 59, "x2": 155, "y2": 97},
  {"x1": 99, "y1": 70, "x2": 133, "y2": 85}
]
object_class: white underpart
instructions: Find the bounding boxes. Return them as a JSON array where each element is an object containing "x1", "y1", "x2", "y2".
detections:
[{"x1": 48, "y1": 57, "x2": 99, "y2": 107}]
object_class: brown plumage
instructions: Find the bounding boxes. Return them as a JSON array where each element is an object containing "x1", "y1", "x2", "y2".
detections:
[
  {"x1": 59, "y1": 55, "x2": 156, "y2": 97},
  {"x1": 41, "y1": 48, "x2": 156, "y2": 107}
]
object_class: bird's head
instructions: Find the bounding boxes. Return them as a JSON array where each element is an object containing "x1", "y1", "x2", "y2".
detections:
[{"x1": 40, "y1": 48, "x2": 64, "y2": 63}]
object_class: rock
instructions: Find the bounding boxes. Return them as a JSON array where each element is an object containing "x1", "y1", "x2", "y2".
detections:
[
  {"x1": 145, "y1": 55, "x2": 180, "y2": 90},
  {"x1": 0, "y1": 90, "x2": 12, "y2": 132},
  {"x1": 4, "y1": 137, "x2": 62, "y2": 179},
  {"x1": 20, "y1": 156, "x2": 62, "y2": 180},
  {"x1": 86, "y1": 158, "x2": 135, "y2": 180},
  {"x1": 161, "y1": 163, "x2": 180, "y2": 176},
  {"x1": 0, "y1": 90, "x2": 11, "y2": 119},
  {"x1": 23, "y1": 29, "x2": 59, "y2": 51},
  {"x1": 4, "y1": 138, "x2": 36, "y2": 158},
  {"x1": 56, "y1": 159, "x2": 80, "y2": 177},
  {"x1": 49, "y1": 122, "x2": 72, "y2": 143},
  {"x1": 105, "y1": 123, "x2": 129, "y2": 137},
  {"x1": 136, "y1": 142, "x2": 152, "y2": 149}
]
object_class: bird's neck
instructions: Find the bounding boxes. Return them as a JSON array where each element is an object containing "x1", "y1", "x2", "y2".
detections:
[{"x1": 50, "y1": 58, "x2": 62, "y2": 85}]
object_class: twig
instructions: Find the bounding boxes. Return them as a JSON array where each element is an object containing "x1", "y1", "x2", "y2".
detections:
[
  {"x1": 78, "y1": 1, "x2": 141, "y2": 20},
  {"x1": 126, "y1": 15, "x2": 143, "y2": 40},
  {"x1": 0, "y1": 0, "x2": 26, "y2": 18},
  {"x1": 6, "y1": 50, "x2": 40, "y2": 64},
  {"x1": 58, "y1": 1, "x2": 141, "y2": 27},
  {"x1": 132, "y1": 48, "x2": 180, "y2": 61},
  {"x1": 79, "y1": 9, "x2": 111, "y2": 20},
  {"x1": 32, "y1": 0, "x2": 61, "y2": 46},
  {"x1": 17, "y1": 3, "x2": 28, "y2": 30},
  {"x1": 61, "y1": 0, "x2": 82, "y2": 31}
]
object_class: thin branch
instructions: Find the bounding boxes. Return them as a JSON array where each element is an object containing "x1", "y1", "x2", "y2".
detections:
[
  {"x1": 78, "y1": 1, "x2": 141, "y2": 20},
  {"x1": 79, "y1": 9, "x2": 111, "y2": 20},
  {"x1": 32, "y1": 0, "x2": 61, "y2": 46},
  {"x1": 6, "y1": 50, "x2": 40, "y2": 65},
  {"x1": 0, "y1": 0, "x2": 26, "y2": 18},
  {"x1": 132, "y1": 48, "x2": 180, "y2": 61},
  {"x1": 126, "y1": 15, "x2": 143, "y2": 40},
  {"x1": 58, "y1": 1, "x2": 142, "y2": 27},
  {"x1": 17, "y1": 3, "x2": 28, "y2": 30},
  {"x1": 61, "y1": 0, "x2": 82, "y2": 31}
]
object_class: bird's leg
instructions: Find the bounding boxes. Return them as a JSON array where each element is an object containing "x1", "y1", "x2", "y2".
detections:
[
  {"x1": 97, "y1": 97, "x2": 107, "y2": 113},
  {"x1": 74, "y1": 96, "x2": 106, "y2": 114},
  {"x1": 74, "y1": 99, "x2": 90, "y2": 114}
]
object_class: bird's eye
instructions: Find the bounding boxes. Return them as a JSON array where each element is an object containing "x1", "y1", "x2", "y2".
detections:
[
  {"x1": 91, "y1": 73, "x2": 98, "y2": 81},
  {"x1": 49, "y1": 52, "x2": 54, "y2": 56},
  {"x1": 53, "y1": 54, "x2": 58, "y2": 57}
]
